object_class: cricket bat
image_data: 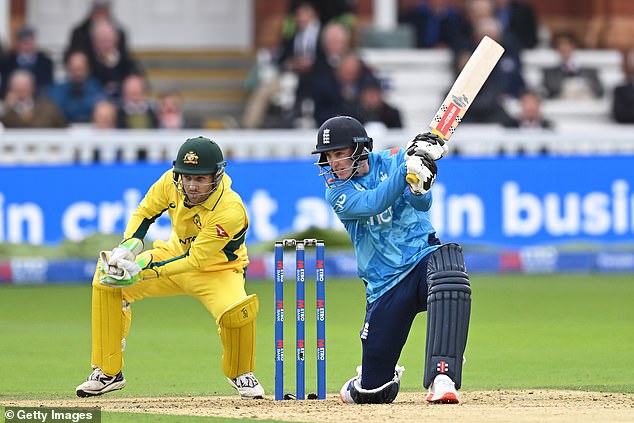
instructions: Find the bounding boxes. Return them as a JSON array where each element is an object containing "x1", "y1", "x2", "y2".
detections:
[{"x1": 406, "y1": 36, "x2": 505, "y2": 185}]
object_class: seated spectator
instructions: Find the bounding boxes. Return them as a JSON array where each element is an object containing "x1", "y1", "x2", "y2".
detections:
[
  {"x1": 92, "y1": 99, "x2": 117, "y2": 129},
  {"x1": 65, "y1": 0, "x2": 129, "y2": 63},
  {"x1": 312, "y1": 52, "x2": 378, "y2": 126},
  {"x1": 494, "y1": 0, "x2": 538, "y2": 50},
  {"x1": 399, "y1": 0, "x2": 468, "y2": 51},
  {"x1": 157, "y1": 90, "x2": 197, "y2": 129},
  {"x1": 505, "y1": 89, "x2": 553, "y2": 129},
  {"x1": 611, "y1": 48, "x2": 634, "y2": 124},
  {"x1": 48, "y1": 51, "x2": 104, "y2": 123},
  {"x1": 1, "y1": 70, "x2": 67, "y2": 128},
  {"x1": 89, "y1": 18, "x2": 141, "y2": 99},
  {"x1": 542, "y1": 32, "x2": 604, "y2": 100},
  {"x1": 241, "y1": 1, "x2": 323, "y2": 128},
  {"x1": 284, "y1": 0, "x2": 356, "y2": 37},
  {"x1": 457, "y1": 17, "x2": 523, "y2": 125},
  {"x1": 355, "y1": 79, "x2": 402, "y2": 128},
  {"x1": 0, "y1": 26, "x2": 54, "y2": 99},
  {"x1": 116, "y1": 74, "x2": 158, "y2": 129}
]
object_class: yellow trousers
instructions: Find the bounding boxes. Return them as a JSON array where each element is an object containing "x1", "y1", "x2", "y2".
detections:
[{"x1": 90, "y1": 244, "x2": 256, "y2": 379}]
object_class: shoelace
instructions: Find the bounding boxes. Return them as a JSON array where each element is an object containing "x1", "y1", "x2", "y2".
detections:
[
  {"x1": 235, "y1": 374, "x2": 258, "y2": 388},
  {"x1": 88, "y1": 369, "x2": 104, "y2": 381}
]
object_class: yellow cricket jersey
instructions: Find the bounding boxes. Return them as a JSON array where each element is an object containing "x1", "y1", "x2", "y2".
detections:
[{"x1": 123, "y1": 170, "x2": 249, "y2": 277}]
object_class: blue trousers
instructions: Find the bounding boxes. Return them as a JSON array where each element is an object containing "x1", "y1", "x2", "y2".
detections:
[{"x1": 360, "y1": 256, "x2": 430, "y2": 389}]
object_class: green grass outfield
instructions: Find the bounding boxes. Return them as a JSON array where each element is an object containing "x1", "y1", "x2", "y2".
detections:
[{"x1": 1, "y1": 274, "x2": 633, "y2": 421}]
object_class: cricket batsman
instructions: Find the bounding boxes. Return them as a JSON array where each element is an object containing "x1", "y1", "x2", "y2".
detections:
[
  {"x1": 76, "y1": 136, "x2": 264, "y2": 399},
  {"x1": 312, "y1": 116, "x2": 471, "y2": 404}
]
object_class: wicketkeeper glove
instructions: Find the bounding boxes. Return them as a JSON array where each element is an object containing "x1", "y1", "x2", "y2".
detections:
[
  {"x1": 405, "y1": 132, "x2": 448, "y2": 161},
  {"x1": 107, "y1": 238, "x2": 144, "y2": 267},
  {"x1": 405, "y1": 155, "x2": 437, "y2": 195},
  {"x1": 100, "y1": 252, "x2": 159, "y2": 288}
]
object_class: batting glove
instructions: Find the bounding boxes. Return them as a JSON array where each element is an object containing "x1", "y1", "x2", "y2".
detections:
[
  {"x1": 107, "y1": 238, "x2": 144, "y2": 267},
  {"x1": 405, "y1": 155, "x2": 437, "y2": 195},
  {"x1": 405, "y1": 132, "x2": 448, "y2": 161},
  {"x1": 100, "y1": 252, "x2": 158, "y2": 288}
]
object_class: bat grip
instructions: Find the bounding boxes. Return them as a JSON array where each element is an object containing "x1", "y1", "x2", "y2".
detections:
[{"x1": 406, "y1": 173, "x2": 419, "y2": 185}]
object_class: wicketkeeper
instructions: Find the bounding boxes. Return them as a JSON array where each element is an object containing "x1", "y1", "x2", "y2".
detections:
[
  {"x1": 76, "y1": 136, "x2": 264, "y2": 399},
  {"x1": 313, "y1": 116, "x2": 471, "y2": 404}
]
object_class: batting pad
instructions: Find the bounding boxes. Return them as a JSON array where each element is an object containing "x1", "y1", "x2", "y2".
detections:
[
  {"x1": 424, "y1": 243, "x2": 471, "y2": 389},
  {"x1": 91, "y1": 279, "x2": 125, "y2": 376},
  {"x1": 216, "y1": 294, "x2": 259, "y2": 379}
]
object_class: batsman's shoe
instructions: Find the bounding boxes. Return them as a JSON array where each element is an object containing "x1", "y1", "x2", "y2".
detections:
[
  {"x1": 76, "y1": 367, "x2": 126, "y2": 397},
  {"x1": 425, "y1": 374, "x2": 459, "y2": 404},
  {"x1": 339, "y1": 365, "x2": 363, "y2": 404},
  {"x1": 227, "y1": 372, "x2": 264, "y2": 399}
]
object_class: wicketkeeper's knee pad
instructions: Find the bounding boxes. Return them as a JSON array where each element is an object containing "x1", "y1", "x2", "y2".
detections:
[
  {"x1": 424, "y1": 243, "x2": 471, "y2": 389},
  {"x1": 216, "y1": 294, "x2": 259, "y2": 379},
  {"x1": 91, "y1": 275, "x2": 125, "y2": 376}
]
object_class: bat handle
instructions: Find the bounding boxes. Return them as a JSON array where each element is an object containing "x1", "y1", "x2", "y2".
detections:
[{"x1": 406, "y1": 173, "x2": 419, "y2": 185}]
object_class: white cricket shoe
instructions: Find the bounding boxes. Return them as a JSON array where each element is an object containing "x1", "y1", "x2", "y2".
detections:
[
  {"x1": 227, "y1": 372, "x2": 265, "y2": 399},
  {"x1": 425, "y1": 374, "x2": 459, "y2": 404},
  {"x1": 76, "y1": 367, "x2": 126, "y2": 397}
]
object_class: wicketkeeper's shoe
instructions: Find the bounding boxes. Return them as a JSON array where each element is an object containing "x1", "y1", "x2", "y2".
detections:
[
  {"x1": 227, "y1": 372, "x2": 265, "y2": 399},
  {"x1": 425, "y1": 374, "x2": 459, "y2": 404},
  {"x1": 76, "y1": 367, "x2": 126, "y2": 398}
]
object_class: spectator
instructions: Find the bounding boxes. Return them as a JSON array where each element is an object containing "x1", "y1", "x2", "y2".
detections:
[
  {"x1": 0, "y1": 26, "x2": 54, "y2": 99},
  {"x1": 116, "y1": 74, "x2": 158, "y2": 129},
  {"x1": 458, "y1": 17, "x2": 523, "y2": 125},
  {"x1": 89, "y1": 18, "x2": 141, "y2": 99},
  {"x1": 356, "y1": 79, "x2": 403, "y2": 128},
  {"x1": 48, "y1": 51, "x2": 104, "y2": 123},
  {"x1": 457, "y1": 0, "x2": 496, "y2": 51},
  {"x1": 157, "y1": 90, "x2": 197, "y2": 129},
  {"x1": 542, "y1": 32, "x2": 604, "y2": 100},
  {"x1": 92, "y1": 99, "x2": 118, "y2": 129},
  {"x1": 611, "y1": 49, "x2": 634, "y2": 124},
  {"x1": 399, "y1": 0, "x2": 468, "y2": 51},
  {"x1": 312, "y1": 52, "x2": 378, "y2": 126},
  {"x1": 1, "y1": 70, "x2": 67, "y2": 128},
  {"x1": 64, "y1": 0, "x2": 128, "y2": 63},
  {"x1": 505, "y1": 89, "x2": 553, "y2": 129},
  {"x1": 284, "y1": 0, "x2": 356, "y2": 36},
  {"x1": 494, "y1": 0, "x2": 539, "y2": 50},
  {"x1": 241, "y1": 1, "x2": 323, "y2": 128}
]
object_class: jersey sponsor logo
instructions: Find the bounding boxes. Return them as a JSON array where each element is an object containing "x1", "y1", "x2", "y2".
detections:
[
  {"x1": 216, "y1": 224, "x2": 229, "y2": 238},
  {"x1": 322, "y1": 128, "x2": 330, "y2": 144},
  {"x1": 334, "y1": 193, "x2": 346, "y2": 211},
  {"x1": 367, "y1": 206, "x2": 393, "y2": 225},
  {"x1": 179, "y1": 235, "x2": 196, "y2": 245},
  {"x1": 183, "y1": 151, "x2": 199, "y2": 164}
]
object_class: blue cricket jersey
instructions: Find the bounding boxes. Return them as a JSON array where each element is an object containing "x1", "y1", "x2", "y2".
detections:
[{"x1": 325, "y1": 148, "x2": 440, "y2": 303}]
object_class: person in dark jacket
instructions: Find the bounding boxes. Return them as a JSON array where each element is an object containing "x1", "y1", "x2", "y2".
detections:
[{"x1": 0, "y1": 26, "x2": 53, "y2": 99}]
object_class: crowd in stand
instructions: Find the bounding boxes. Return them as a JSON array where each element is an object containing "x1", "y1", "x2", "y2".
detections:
[
  {"x1": 0, "y1": 0, "x2": 190, "y2": 130},
  {"x1": 1, "y1": 0, "x2": 633, "y2": 132},
  {"x1": 244, "y1": 0, "x2": 634, "y2": 130}
]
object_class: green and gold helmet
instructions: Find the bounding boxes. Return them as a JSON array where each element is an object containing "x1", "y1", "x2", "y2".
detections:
[{"x1": 172, "y1": 136, "x2": 226, "y2": 202}]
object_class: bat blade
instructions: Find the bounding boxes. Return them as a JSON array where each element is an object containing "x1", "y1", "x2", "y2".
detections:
[
  {"x1": 406, "y1": 36, "x2": 504, "y2": 186},
  {"x1": 429, "y1": 35, "x2": 505, "y2": 140}
]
